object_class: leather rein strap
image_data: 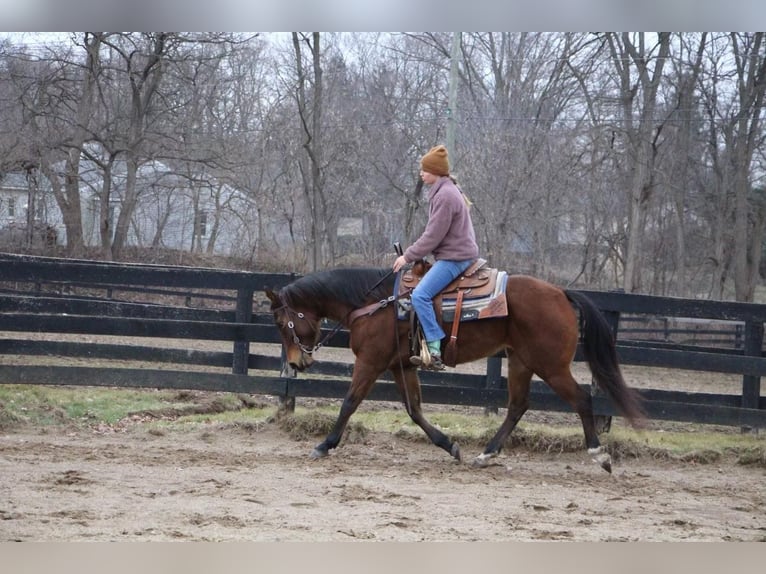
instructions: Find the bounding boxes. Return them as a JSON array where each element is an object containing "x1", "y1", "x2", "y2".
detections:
[
  {"x1": 443, "y1": 289, "x2": 464, "y2": 367},
  {"x1": 449, "y1": 289, "x2": 464, "y2": 344},
  {"x1": 347, "y1": 295, "x2": 396, "y2": 324}
]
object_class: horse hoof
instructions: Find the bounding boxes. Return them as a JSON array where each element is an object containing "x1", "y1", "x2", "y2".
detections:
[
  {"x1": 593, "y1": 452, "x2": 612, "y2": 473},
  {"x1": 310, "y1": 447, "x2": 328, "y2": 459},
  {"x1": 471, "y1": 453, "x2": 494, "y2": 468},
  {"x1": 450, "y1": 442, "x2": 461, "y2": 462}
]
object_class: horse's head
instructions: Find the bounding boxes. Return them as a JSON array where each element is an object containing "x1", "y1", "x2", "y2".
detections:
[{"x1": 265, "y1": 288, "x2": 320, "y2": 371}]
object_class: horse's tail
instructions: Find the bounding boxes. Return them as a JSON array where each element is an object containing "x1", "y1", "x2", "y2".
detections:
[{"x1": 564, "y1": 290, "x2": 646, "y2": 427}]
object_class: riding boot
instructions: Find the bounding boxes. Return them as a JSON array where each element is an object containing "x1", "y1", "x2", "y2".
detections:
[
  {"x1": 424, "y1": 340, "x2": 446, "y2": 371},
  {"x1": 427, "y1": 353, "x2": 446, "y2": 371}
]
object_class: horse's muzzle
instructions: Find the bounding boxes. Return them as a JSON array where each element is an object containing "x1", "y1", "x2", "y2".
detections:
[
  {"x1": 288, "y1": 352, "x2": 314, "y2": 372},
  {"x1": 287, "y1": 347, "x2": 314, "y2": 371}
]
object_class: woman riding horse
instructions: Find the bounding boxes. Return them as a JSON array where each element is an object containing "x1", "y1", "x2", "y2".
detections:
[{"x1": 392, "y1": 144, "x2": 478, "y2": 371}]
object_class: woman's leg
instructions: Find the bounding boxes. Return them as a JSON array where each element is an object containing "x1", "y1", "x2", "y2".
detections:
[{"x1": 411, "y1": 259, "x2": 472, "y2": 353}]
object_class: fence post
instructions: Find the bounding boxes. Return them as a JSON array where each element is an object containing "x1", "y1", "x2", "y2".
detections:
[
  {"x1": 279, "y1": 345, "x2": 297, "y2": 414},
  {"x1": 741, "y1": 320, "x2": 764, "y2": 432},
  {"x1": 483, "y1": 354, "x2": 503, "y2": 415},
  {"x1": 232, "y1": 287, "x2": 254, "y2": 375},
  {"x1": 735, "y1": 323, "x2": 744, "y2": 350}
]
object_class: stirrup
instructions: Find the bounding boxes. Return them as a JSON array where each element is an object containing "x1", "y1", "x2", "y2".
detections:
[
  {"x1": 409, "y1": 355, "x2": 423, "y2": 366},
  {"x1": 425, "y1": 353, "x2": 446, "y2": 371}
]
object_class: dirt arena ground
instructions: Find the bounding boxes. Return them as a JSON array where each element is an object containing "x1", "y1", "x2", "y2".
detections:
[{"x1": 1, "y1": 409, "x2": 764, "y2": 542}]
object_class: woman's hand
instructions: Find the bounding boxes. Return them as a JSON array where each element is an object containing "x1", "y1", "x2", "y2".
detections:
[{"x1": 392, "y1": 255, "x2": 408, "y2": 273}]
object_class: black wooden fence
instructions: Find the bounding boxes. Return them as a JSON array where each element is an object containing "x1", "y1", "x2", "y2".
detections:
[{"x1": 1, "y1": 251, "x2": 764, "y2": 429}]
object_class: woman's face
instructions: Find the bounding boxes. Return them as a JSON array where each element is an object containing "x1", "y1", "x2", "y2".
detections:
[{"x1": 420, "y1": 170, "x2": 439, "y2": 185}]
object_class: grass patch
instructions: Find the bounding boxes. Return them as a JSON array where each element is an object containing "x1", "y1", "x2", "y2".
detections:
[
  {"x1": 0, "y1": 385, "x2": 250, "y2": 429},
  {"x1": 152, "y1": 406, "x2": 276, "y2": 432},
  {"x1": 1, "y1": 386, "x2": 763, "y2": 467}
]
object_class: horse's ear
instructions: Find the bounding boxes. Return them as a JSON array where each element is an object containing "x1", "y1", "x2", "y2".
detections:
[{"x1": 264, "y1": 288, "x2": 279, "y2": 305}]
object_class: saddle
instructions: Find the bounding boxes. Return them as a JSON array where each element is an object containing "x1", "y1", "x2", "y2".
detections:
[
  {"x1": 400, "y1": 257, "x2": 490, "y2": 296},
  {"x1": 396, "y1": 258, "x2": 509, "y2": 367}
]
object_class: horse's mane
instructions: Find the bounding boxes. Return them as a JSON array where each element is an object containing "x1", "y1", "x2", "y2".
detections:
[{"x1": 282, "y1": 267, "x2": 394, "y2": 309}]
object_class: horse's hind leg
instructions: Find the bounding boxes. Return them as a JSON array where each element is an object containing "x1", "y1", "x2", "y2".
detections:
[
  {"x1": 545, "y1": 371, "x2": 612, "y2": 473},
  {"x1": 392, "y1": 367, "x2": 461, "y2": 461},
  {"x1": 473, "y1": 351, "x2": 533, "y2": 467}
]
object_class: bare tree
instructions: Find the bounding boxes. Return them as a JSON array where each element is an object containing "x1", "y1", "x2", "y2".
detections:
[
  {"x1": 729, "y1": 33, "x2": 766, "y2": 301},
  {"x1": 602, "y1": 32, "x2": 672, "y2": 293},
  {"x1": 694, "y1": 33, "x2": 766, "y2": 301},
  {"x1": 660, "y1": 33, "x2": 708, "y2": 296},
  {"x1": 0, "y1": 33, "x2": 104, "y2": 256},
  {"x1": 456, "y1": 33, "x2": 588, "y2": 278},
  {"x1": 97, "y1": 33, "x2": 171, "y2": 259},
  {"x1": 291, "y1": 32, "x2": 325, "y2": 271}
]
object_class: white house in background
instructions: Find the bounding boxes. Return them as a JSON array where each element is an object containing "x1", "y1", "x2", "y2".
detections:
[
  {"x1": 0, "y1": 171, "x2": 60, "y2": 246},
  {"x1": 0, "y1": 172, "x2": 28, "y2": 228},
  {"x1": 1, "y1": 156, "x2": 260, "y2": 258},
  {"x1": 119, "y1": 164, "x2": 259, "y2": 258},
  {"x1": 77, "y1": 155, "x2": 261, "y2": 258}
]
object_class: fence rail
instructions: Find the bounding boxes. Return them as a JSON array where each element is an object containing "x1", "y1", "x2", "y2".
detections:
[
  {"x1": 617, "y1": 315, "x2": 751, "y2": 349},
  {"x1": 1, "y1": 251, "x2": 764, "y2": 429}
]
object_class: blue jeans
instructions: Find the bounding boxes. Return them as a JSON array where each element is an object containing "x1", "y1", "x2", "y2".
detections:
[{"x1": 411, "y1": 259, "x2": 473, "y2": 344}]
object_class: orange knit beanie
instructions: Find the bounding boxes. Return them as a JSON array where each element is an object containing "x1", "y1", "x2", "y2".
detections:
[{"x1": 420, "y1": 145, "x2": 450, "y2": 176}]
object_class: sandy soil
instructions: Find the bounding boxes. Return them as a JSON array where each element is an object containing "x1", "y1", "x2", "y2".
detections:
[{"x1": 1, "y1": 413, "x2": 764, "y2": 542}]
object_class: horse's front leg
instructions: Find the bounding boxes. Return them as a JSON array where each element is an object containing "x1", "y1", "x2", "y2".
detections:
[
  {"x1": 310, "y1": 360, "x2": 381, "y2": 459},
  {"x1": 391, "y1": 366, "x2": 461, "y2": 461}
]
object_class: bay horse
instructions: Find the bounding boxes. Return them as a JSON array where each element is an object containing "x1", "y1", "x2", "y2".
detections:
[{"x1": 265, "y1": 266, "x2": 645, "y2": 473}]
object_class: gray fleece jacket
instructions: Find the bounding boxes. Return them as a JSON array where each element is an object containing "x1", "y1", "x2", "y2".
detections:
[{"x1": 404, "y1": 176, "x2": 479, "y2": 262}]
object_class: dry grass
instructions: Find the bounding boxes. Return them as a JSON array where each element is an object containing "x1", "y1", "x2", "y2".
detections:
[
  {"x1": 273, "y1": 406, "x2": 766, "y2": 468},
  {"x1": 275, "y1": 409, "x2": 369, "y2": 443}
]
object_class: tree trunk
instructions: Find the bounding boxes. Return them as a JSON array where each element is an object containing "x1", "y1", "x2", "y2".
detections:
[
  {"x1": 292, "y1": 32, "x2": 324, "y2": 272},
  {"x1": 98, "y1": 156, "x2": 116, "y2": 257},
  {"x1": 610, "y1": 32, "x2": 671, "y2": 293},
  {"x1": 110, "y1": 33, "x2": 168, "y2": 259},
  {"x1": 669, "y1": 34, "x2": 707, "y2": 296},
  {"x1": 40, "y1": 33, "x2": 104, "y2": 257},
  {"x1": 730, "y1": 33, "x2": 766, "y2": 301},
  {"x1": 112, "y1": 154, "x2": 140, "y2": 256}
]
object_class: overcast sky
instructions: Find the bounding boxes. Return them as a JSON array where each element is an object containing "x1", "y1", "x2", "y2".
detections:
[{"x1": 2, "y1": 1, "x2": 766, "y2": 33}]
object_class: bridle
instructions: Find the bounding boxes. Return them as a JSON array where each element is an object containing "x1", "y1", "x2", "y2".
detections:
[
  {"x1": 273, "y1": 269, "x2": 397, "y2": 357},
  {"x1": 274, "y1": 294, "x2": 345, "y2": 356}
]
